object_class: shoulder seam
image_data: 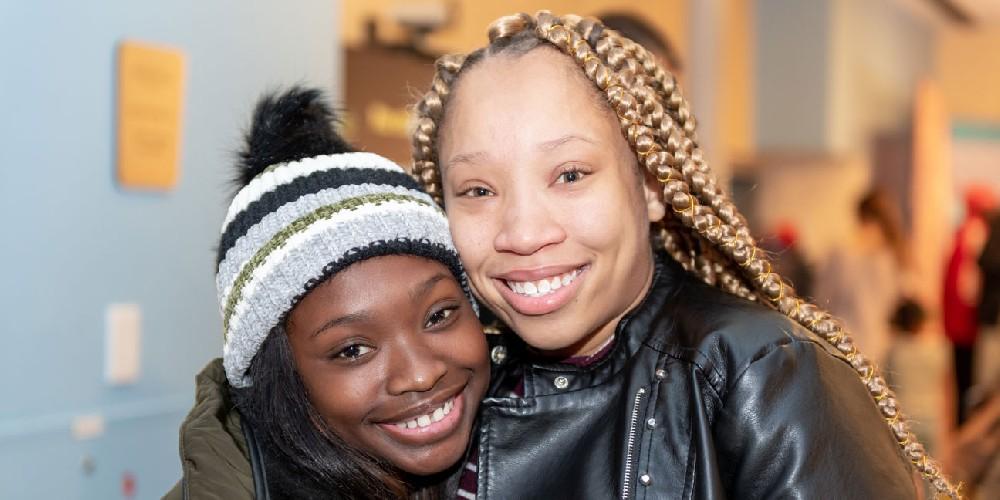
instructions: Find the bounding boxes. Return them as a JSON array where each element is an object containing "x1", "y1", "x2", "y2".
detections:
[{"x1": 722, "y1": 331, "x2": 847, "y2": 402}]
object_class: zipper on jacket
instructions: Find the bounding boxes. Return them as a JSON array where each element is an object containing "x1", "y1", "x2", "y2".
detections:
[{"x1": 622, "y1": 386, "x2": 647, "y2": 500}]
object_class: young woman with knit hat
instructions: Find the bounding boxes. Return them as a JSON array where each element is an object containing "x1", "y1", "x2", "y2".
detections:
[
  {"x1": 410, "y1": 11, "x2": 959, "y2": 498},
  {"x1": 165, "y1": 87, "x2": 489, "y2": 499}
]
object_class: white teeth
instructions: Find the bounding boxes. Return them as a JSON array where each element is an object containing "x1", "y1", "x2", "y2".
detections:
[
  {"x1": 506, "y1": 268, "x2": 582, "y2": 298},
  {"x1": 392, "y1": 398, "x2": 455, "y2": 430}
]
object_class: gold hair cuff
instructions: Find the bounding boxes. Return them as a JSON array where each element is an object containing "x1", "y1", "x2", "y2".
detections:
[
  {"x1": 807, "y1": 315, "x2": 824, "y2": 329},
  {"x1": 828, "y1": 329, "x2": 845, "y2": 344},
  {"x1": 898, "y1": 434, "x2": 911, "y2": 447},
  {"x1": 886, "y1": 412, "x2": 900, "y2": 426},
  {"x1": 741, "y1": 246, "x2": 757, "y2": 268},
  {"x1": 545, "y1": 24, "x2": 569, "y2": 40},
  {"x1": 672, "y1": 193, "x2": 697, "y2": 217},
  {"x1": 845, "y1": 345, "x2": 859, "y2": 362},
  {"x1": 862, "y1": 365, "x2": 874, "y2": 384},
  {"x1": 791, "y1": 299, "x2": 803, "y2": 318}
]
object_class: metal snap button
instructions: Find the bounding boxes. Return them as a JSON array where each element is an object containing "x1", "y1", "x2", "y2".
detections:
[
  {"x1": 554, "y1": 375, "x2": 569, "y2": 389},
  {"x1": 639, "y1": 474, "x2": 652, "y2": 486},
  {"x1": 646, "y1": 417, "x2": 656, "y2": 429},
  {"x1": 490, "y1": 345, "x2": 507, "y2": 364},
  {"x1": 655, "y1": 369, "x2": 667, "y2": 380}
]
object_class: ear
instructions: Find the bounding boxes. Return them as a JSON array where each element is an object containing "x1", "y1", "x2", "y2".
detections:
[{"x1": 642, "y1": 171, "x2": 666, "y2": 222}]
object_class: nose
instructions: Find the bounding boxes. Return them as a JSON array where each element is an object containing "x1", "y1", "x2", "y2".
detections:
[
  {"x1": 493, "y1": 189, "x2": 566, "y2": 255},
  {"x1": 385, "y1": 335, "x2": 448, "y2": 396}
]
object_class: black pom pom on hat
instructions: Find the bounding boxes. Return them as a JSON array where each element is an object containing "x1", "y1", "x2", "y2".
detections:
[{"x1": 235, "y1": 86, "x2": 354, "y2": 188}]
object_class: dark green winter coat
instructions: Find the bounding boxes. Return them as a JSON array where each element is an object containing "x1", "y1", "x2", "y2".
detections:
[{"x1": 163, "y1": 358, "x2": 254, "y2": 500}]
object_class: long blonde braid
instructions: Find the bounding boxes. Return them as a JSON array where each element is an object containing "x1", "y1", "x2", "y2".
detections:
[{"x1": 411, "y1": 11, "x2": 959, "y2": 498}]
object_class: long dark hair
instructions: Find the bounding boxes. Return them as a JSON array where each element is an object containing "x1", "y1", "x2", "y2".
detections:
[{"x1": 231, "y1": 325, "x2": 447, "y2": 499}]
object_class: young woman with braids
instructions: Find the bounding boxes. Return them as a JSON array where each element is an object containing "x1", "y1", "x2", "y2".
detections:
[{"x1": 410, "y1": 11, "x2": 959, "y2": 499}]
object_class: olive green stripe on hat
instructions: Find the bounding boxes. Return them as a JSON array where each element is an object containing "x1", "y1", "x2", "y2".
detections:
[{"x1": 222, "y1": 192, "x2": 434, "y2": 335}]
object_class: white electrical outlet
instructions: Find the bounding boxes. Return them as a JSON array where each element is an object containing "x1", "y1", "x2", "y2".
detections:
[
  {"x1": 104, "y1": 303, "x2": 141, "y2": 386},
  {"x1": 71, "y1": 414, "x2": 105, "y2": 441}
]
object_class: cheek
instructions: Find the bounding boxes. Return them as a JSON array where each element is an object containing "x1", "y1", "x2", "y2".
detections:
[
  {"x1": 448, "y1": 212, "x2": 493, "y2": 270},
  {"x1": 448, "y1": 324, "x2": 490, "y2": 390},
  {"x1": 304, "y1": 366, "x2": 379, "y2": 433},
  {"x1": 561, "y1": 182, "x2": 648, "y2": 249}
]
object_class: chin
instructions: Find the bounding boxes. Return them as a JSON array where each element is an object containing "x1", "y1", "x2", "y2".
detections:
[
  {"x1": 515, "y1": 328, "x2": 586, "y2": 353},
  {"x1": 395, "y1": 445, "x2": 464, "y2": 476}
]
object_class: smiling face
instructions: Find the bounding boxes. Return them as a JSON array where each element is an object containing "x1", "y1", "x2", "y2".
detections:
[
  {"x1": 284, "y1": 255, "x2": 488, "y2": 476},
  {"x1": 438, "y1": 48, "x2": 665, "y2": 357}
]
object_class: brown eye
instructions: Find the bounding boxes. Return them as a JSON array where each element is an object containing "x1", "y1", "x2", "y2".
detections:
[
  {"x1": 459, "y1": 186, "x2": 494, "y2": 198},
  {"x1": 555, "y1": 169, "x2": 587, "y2": 184},
  {"x1": 334, "y1": 344, "x2": 373, "y2": 360},
  {"x1": 425, "y1": 305, "x2": 458, "y2": 329}
]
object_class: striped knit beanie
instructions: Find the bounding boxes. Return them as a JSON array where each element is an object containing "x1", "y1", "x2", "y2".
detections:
[{"x1": 216, "y1": 87, "x2": 474, "y2": 388}]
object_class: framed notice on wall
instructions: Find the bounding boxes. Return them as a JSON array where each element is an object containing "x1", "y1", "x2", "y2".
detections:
[{"x1": 116, "y1": 41, "x2": 186, "y2": 190}]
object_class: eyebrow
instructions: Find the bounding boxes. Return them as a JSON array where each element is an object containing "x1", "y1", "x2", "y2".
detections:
[
  {"x1": 536, "y1": 134, "x2": 596, "y2": 152},
  {"x1": 445, "y1": 150, "x2": 490, "y2": 170},
  {"x1": 445, "y1": 135, "x2": 596, "y2": 170},
  {"x1": 311, "y1": 311, "x2": 373, "y2": 338},
  {"x1": 411, "y1": 273, "x2": 450, "y2": 302}
]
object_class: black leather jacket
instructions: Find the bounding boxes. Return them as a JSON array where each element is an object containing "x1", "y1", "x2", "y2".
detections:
[{"x1": 475, "y1": 253, "x2": 916, "y2": 499}]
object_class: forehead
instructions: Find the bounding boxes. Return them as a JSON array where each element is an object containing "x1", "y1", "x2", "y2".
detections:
[{"x1": 441, "y1": 48, "x2": 618, "y2": 156}]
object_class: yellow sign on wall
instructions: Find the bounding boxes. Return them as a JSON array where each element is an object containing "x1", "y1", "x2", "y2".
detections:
[{"x1": 117, "y1": 41, "x2": 185, "y2": 190}]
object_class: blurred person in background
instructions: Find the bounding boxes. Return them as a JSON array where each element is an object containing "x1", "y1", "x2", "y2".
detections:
[
  {"x1": 886, "y1": 298, "x2": 951, "y2": 458},
  {"x1": 977, "y1": 204, "x2": 1000, "y2": 391},
  {"x1": 980, "y1": 206, "x2": 1000, "y2": 329},
  {"x1": 816, "y1": 188, "x2": 908, "y2": 367},
  {"x1": 941, "y1": 380, "x2": 1000, "y2": 499},
  {"x1": 943, "y1": 185, "x2": 996, "y2": 424}
]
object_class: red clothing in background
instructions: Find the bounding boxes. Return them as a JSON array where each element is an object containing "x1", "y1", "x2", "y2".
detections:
[{"x1": 944, "y1": 219, "x2": 981, "y2": 347}]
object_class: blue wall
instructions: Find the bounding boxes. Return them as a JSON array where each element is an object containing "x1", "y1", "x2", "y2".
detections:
[{"x1": 0, "y1": 1, "x2": 340, "y2": 498}]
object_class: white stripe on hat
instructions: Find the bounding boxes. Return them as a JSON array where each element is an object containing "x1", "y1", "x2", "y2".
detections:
[
  {"x1": 216, "y1": 183, "x2": 437, "y2": 300},
  {"x1": 223, "y1": 199, "x2": 453, "y2": 342},
  {"x1": 222, "y1": 152, "x2": 405, "y2": 229}
]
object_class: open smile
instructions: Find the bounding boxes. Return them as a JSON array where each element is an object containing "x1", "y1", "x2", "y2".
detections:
[
  {"x1": 376, "y1": 390, "x2": 467, "y2": 446},
  {"x1": 494, "y1": 264, "x2": 590, "y2": 315}
]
